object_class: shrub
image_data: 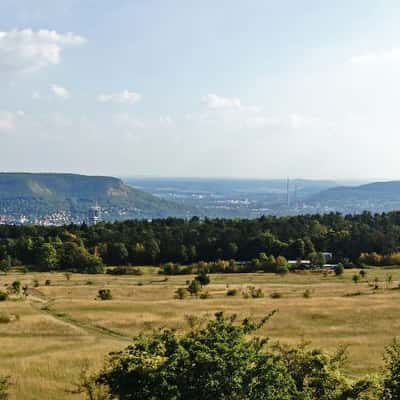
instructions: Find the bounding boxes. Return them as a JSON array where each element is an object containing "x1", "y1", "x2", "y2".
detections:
[
  {"x1": 226, "y1": 288, "x2": 238, "y2": 297},
  {"x1": 175, "y1": 288, "x2": 188, "y2": 300},
  {"x1": 0, "y1": 313, "x2": 11, "y2": 324},
  {"x1": 107, "y1": 266, "x2": 143, "y2": 276},
  {"x1": 97, "y1": 312, "x2": 295, "y2": 400},
  {"x1": 98, "y1": 289, "x2": 112, "y2": 300},
  {"x1": 199, "y1": 291, "x2": 211, "y2": 299},
  {"x1": 242, "y1": 286, "x2": 264, "y2": 299},
  {"x1": 334, "y1": 264, "x2": 344, "y2": 276},
  {"x1": 96, "y1": 312, "x2": 379, "y2": 400},
  {"x1": 382, "y1": 338, "x2": 400, "y2": 399},
  {"x1": 187, "y1": 279, "x2": 202, "y2": 297},
  {"x1": 45, "y1": 280, "x2": 51, "y2": 286},
  {"x1": 11, "y1": 281, "x2": 21, "y2": 294},
  {"x1": 270, "y1": 291, "x2": 283, "y2": 299},
  {"x1": 275, "y1": 264, "x2": 289, "y2": 275},
  {"x1": 303, "y1": 289, "x2": 311, "y2": 298},
  {"x1": 195, "y1": 271, "x2": 210, "y2": 286},
  {"x1": 0, "y1": 376, "x2": 9, "y2": 400},
  {"x1": 0, "y1": 292, "x2": 8, "y2": 302}
]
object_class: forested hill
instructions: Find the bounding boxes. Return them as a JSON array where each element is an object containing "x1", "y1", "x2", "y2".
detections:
[
  {"x1": 0, "y1": 173, "x2": 189, "y2": 220},
  {"x1": 310, "y1": 181, "x2": 400, "y2": 202}
]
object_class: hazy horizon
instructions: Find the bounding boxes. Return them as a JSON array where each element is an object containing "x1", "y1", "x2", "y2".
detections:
[
  {"x1": 2, "y1": 1, "x2": 400, "y2": 179},
  {"x1": 0, "y1": 170, "x2": 389, "y2": 184}
]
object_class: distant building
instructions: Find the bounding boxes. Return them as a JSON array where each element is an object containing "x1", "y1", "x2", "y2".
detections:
[
  {"x1": 321, "y1": 252, "x2": 333, "y2": 261},
  {"x1": 88, "y1": 205, "x2": 101, "y2": 225}
]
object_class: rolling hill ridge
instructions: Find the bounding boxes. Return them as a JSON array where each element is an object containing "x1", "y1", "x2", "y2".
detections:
[{"x1": 0, "y1": 173, "x2": 190, "y2": 221}]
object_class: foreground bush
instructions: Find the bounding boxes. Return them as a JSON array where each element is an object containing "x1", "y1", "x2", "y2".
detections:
[
  {"x1": 0, "y1": 376, "x2": 8, "y2": 400},
  {"x1": 382, "y1": 338, "x2": 400, "y2": 399},
  {"x1": 95, "y1": 312, "x2": 382, "y2": 400}
]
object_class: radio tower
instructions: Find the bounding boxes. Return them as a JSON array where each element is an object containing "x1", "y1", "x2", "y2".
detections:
[{"x1": 286, "y1": 177, "x2": 290, "y2": 207}]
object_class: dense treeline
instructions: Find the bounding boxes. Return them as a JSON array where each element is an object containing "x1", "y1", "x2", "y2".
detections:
[{"x1": 2, "y1": 211, "x2": 400, "y2": 271}]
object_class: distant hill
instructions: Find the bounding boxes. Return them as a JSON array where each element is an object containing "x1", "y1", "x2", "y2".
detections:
[
  {"x1": 0, "y1": 173, "x2": 190, "y2": 221},
  {"x1": 307, "y1": 181, "x2": 400, "y2": 214},
  {"x1": 310, "y1": 181, "x2": 400, "y2": 202}
]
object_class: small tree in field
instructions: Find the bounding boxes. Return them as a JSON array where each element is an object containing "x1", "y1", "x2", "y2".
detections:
[
  {"x1": 359, "y1": 269, "x2": 367, "y2": 279},
  {"x1": 334, "y1": 264, "x2": 344, "y2": 276},
  {"x1": 195, "y1": 271, "x2": 210, "y2": 286},
  {"x1": 98, "y1": 289, "x2": 112, "y2": 301},
  {"x1": 386, "y1": 274, "x2": 393, "y2": 289},
  {"x1": 187, "y1": 279, "x2": 201, "y2": 297},
  {"x1": 11, "y1": 281, "x2": 21, "y2": 294},
  {"x1": 352, "y1": 274, "x2": 360, "y2": 284}
]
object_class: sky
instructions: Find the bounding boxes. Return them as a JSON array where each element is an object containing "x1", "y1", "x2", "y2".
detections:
[{"x1": 1, "y1": 0, "x2": 400, "y2": 180}]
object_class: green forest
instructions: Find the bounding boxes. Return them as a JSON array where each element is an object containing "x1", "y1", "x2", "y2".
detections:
[{"x1": 2, "y1": 211, "x2": 400, "y2": 272}]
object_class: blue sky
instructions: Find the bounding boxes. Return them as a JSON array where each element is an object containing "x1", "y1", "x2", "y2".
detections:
[{"x1": 1, "y1": 0, "x2": 400, "y2": 179}]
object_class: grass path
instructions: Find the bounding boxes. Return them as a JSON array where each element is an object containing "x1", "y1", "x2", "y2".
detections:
[{"x1": 27, "y1": 288, "x2": 133, "y2": 343}]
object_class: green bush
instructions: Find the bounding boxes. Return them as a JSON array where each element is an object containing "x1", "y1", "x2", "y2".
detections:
[
  {"x1": 96, "y1": 312, "x2": 380, "y2": 400},
  {"x1": 0, "y1": 313, "x2": 11, "y2": 324},
  {"x1": 242, "y1": 286, "x2": 264, "y2": 299},
  {"x1": 382, "y1": 338, "x2": 400, "y2": 399},
  {"x1": 11, "y1": 281, "x2": 21, "y2": 294},
  {"x1": 334, "y1": 264, "x2": 345, "y2": 276},
  {"x1": 98, "y1": 289, "x2": 112, "y2": 300},
  {"x1": 0, "y1": 376, "x2": 9, "y2": 400},
  {"x1": 199, "y1": 291, "x2": 211, "y2": 299},
  {"x1": 0, "y1": 292, "x2": 8, "y2": 302},
  {"x1": 226, "y1": 288, "x2": 238, "y2": 296}
]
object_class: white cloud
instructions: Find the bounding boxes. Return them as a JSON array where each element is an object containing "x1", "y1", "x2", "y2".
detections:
[
  {"x1": 348, "y1": 48, "x2": 400, "y2": 65},
  {"x1": 0, "y1": 29, "x2": 86, "y2": 74},
  {"x1": 159, "y1": 115, "x2": 174, "y2": 127},
  {"x1": 0, "y1": 111, "x2": 18, "y2": 132},
  {"x1": 97, "y1": 90, "x2": 141, "y2": 105},
  {"x1": 32, "y1": 91, "x2": 41, "y2": 100},
  {"x1": 203, "y1": 94, "x2": 242, "y2": 110},
  {"x1": 51, "y1": 84, "x2": 70, "y2": 99}
]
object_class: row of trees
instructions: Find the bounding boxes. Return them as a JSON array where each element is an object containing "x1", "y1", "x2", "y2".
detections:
[{"x1": 1, "y1": 211, "x2": 400, "y2": 271}]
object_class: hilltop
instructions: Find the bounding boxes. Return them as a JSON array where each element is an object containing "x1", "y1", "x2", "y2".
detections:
[
  {"x1": 0, "y1": 173, "x2": 189, "y2": 221},
  {"x1": 310, "y1": 181, "x2": 400, "y2": 201},
  {"x1": 307, "y1": 180, "x2": 400, "y2": 213}
]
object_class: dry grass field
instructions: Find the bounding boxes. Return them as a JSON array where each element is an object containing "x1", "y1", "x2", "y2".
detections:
[{"x1": 1, "y1": 267, "x2": 400, "y2": 399}]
